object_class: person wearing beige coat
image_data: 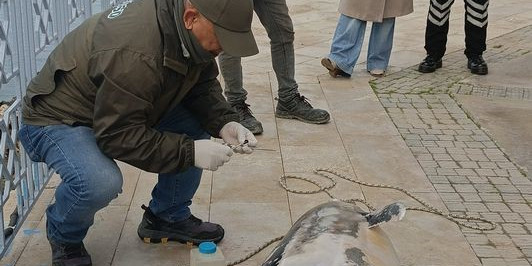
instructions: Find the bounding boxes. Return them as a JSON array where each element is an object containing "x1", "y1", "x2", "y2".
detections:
[{"x1": 321, "y1": 0, "x2": 413, "y2": 77}]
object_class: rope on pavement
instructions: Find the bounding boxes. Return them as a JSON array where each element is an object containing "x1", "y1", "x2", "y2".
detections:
[{"x1": 228, "y1": 167, "x2": 497, "y2": 265}]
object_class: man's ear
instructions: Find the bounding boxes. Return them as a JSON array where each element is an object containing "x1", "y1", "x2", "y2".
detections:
[{"x1": 183, "y1": 8, "x2": 199, "y2": 30}]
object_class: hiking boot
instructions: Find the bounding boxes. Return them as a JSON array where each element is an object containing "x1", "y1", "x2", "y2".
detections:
[
  {"x1": 321, "y1": 57, "x2": 351, "y2": 78},
  {"x1": 275, "y1": 93, "x2": 330, "y2": 124},
  {"x1": 50, "y1": 240, "x2": 92, "y2": 266},
  {"x1": 137, "y1": 205, "x2": 224, "y2": 245},
  {"x1": 418, "y1": 55, "x2": 442, "y2": 73},
  {"x1": 467, "y1": 55, "x2": 488, "y2": 75},
  {"x1": 231, "y1": 102, "x2": 263, "y2": 134}
]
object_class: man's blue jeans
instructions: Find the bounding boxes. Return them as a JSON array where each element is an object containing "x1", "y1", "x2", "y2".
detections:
[
  {"x1": 218, "y1": 0, "x2": 298, "y2": 104},
  {"x1": 329, "y1": 14, "x2": 396, "y2": 75},
  {"x1": 18, "y1": 105, "x2": 209, "y2": 244}
]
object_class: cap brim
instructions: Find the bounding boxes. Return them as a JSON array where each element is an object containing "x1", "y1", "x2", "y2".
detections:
[{"x1": 214, "y1": 25, "x2": 258, "y2": 57}]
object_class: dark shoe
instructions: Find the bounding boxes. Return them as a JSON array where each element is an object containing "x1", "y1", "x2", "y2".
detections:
[
  {"x1": 321, "y1": 57, "x2": 351, "y2": 78},
  {"x1": 231, "y1": 101, "x2": 263, "y2": 134},
  {"x1": 50, "y1": 240, "x2": 92, "y2": 266},
  {"x1": 467, "y1": 55, "x2": 488, "y2": 75},
  {"x1": 418, "y1": 55, "x2": 442, "y2": 73},
  {"x1": 137, "y1": 205, "x2": 224, "y2": 245},
  {"x1": 275, "y1": 93, "x2": 330, "y2": 124}
]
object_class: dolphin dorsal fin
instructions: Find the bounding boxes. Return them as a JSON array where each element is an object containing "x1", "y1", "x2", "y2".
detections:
[{"x1": 365, "y1": 202, "x2": 406, "y2": 228}]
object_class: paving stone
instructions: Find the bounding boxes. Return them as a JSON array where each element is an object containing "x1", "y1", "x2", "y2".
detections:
[
  {"x1": 471, "y1": 245, "x2": 499, "y2": 257},
  {"x1": 495, "y1": 184, "x2": 520, "y2": 194},
  {"x1": 454, "y1": 184, "x2": 478, "y2": 193},
  {"x1": 510, "y1": 235, "x2": 532, "y2": 248},
  {"x1": 486, "y1": 203, "x2": 512, "y2": 213},
  {"x1": 501, "y1": 194, "x2": 527, "y2": 203},
  {"x1": 468, "y1": 176, "x2": 489, "y2": 184},
  {"x1": 475, "y1": 168, "x2": 497, "y2": 176},
  {"x1": 438, "y1": 161, "x2": 459, "y2": 168},
  {"x1": 459, "y1": 161, "x2": 480, "y2": 169},
  {"x1": 481, "y1": 258, "x2": 506, "y2": 266},
  {"x1": 488, "y1": 176, "x2": 512, "y2": 185},
  {"x1": 480, "y1": 212, "x2": 505, "y2": 223},
  {"x1": 464, "y1": 202, "x2": 489, "y2": 212},
  {"x1": 503, "y1": 213, "x2": 526, "y2": 223},
  {"x1": 460, "y1": 193, "x2": 482, "y2": 202},
  {"x1": 502, "y1": 224, "x2": 528, "y2": 235},
  {"x1": 448, "y1": 175, "x2": 471, "y2": 184},
  {"x1": 507, "y1": 203, "x2": 532, "y2": 213},
  {"x1": 433, "y1": 153, "x2": 453, "y2": 161}
]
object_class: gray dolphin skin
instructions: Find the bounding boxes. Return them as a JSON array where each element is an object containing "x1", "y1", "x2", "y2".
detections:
[{"x1": 262, "y1": 200, "x2": 405, "y2": 266}]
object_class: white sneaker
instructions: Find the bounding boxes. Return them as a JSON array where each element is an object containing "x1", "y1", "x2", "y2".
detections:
[{"x1": 369, "y1": 69, "x2": 385, "y2": 77}]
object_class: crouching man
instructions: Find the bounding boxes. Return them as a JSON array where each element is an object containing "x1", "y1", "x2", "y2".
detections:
[{"x1": 18, "y1": 0, "x2": 258, "y2": 265}]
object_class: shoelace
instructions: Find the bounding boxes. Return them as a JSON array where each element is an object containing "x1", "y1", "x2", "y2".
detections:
[
  {"x1": 295, "y1": 94, "x2": 313, "y2": 109},
  {"x1": 233, "y1": 102, "x2": 254, "y2": 117},
  {"x1": 275, "y1": 94, "x2": 314, "y2": 108}
]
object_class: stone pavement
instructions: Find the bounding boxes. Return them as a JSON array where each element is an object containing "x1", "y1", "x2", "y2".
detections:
[{"x1": 1, "y1": 0, "x2": 532, "y2": 265}]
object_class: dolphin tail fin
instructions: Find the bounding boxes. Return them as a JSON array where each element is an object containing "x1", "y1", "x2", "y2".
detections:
[{"x1": 365, "y1": 202, "x2": 406, "y2": 228}]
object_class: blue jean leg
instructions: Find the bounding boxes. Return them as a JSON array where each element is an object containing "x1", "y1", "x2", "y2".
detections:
[
  {"x1": 18, "y1": 124, "x2": 123, "y2": 244},
  {"x1": 329, "y1": 14, "x2": 367, "y2": 75},
  {"x1": 149, "y1": 105, "x2": 209, "y2": 222},
  {"x1": 367, "y1": 18, "x2": 396, "y2": 71}
]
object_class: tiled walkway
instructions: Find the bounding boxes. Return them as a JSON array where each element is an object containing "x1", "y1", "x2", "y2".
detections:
[{"x1": 2, "y1": 0, "x2": 532, "y2": 265}]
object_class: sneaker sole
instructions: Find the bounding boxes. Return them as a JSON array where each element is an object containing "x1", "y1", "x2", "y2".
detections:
[
  {"x1": 137, "y1": 227, "x2": 224, "y2": 245},
  {"x1": 275, "y1": 112, "x2": 330, "y2": 124}
]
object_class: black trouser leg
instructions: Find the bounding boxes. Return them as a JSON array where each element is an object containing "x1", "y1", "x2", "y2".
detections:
[
  {"x1": 425, "y1": 0, "x2": 455, "y2": 59},
  {"x1": 464, "y1": 0, "x2": 488, "y2": 58}
]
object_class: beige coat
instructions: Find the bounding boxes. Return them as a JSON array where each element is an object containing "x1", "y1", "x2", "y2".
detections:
[{"x1": 338, "y1": 0, "x2": 413, "y2": 22}]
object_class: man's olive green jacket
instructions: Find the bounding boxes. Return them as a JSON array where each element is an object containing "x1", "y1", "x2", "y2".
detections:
[{"x1": 22, "y1": 0, "x2": 238, "y2": 173}]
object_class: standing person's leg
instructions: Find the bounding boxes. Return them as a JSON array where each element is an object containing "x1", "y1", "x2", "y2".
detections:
[
  {"x1": 218, "y1": 52, "x2": 246, "y2": 105},
  {"x1": 137, "y1": 104, "x2": 224, "y2": 244},
  {"x1": 323, "y1": 14, "x2": 367, "y2": 77},
  {"x1": 19, "y1": 124, "x2": 123, "y2": 265},
  {"x1": 464, "y1": 0, "x2": 489, "y2": 74},
  {"x1": 218, "y1": 52, "x2": 263, "y2": 134},
  {"x1": 254, "y1": 0, "x2": 330, "y2": 124},
  {"x1": 367, "y1": 17, "x2": 396, "y2": 76},
  {"x1": 419, "y1": 0, "x2": 455, "y2": 73}
]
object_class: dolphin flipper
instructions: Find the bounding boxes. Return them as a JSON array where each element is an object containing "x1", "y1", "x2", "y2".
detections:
[{"x1": 365, "y1": 202, "x2": 406, "y2": 228}]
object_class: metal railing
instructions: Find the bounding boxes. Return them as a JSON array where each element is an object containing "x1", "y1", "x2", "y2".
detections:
[{"x1": 0, "y1": 0, "x2": 128, "y2": 257}]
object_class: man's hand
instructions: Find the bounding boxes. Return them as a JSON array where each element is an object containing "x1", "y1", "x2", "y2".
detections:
[
  {"x1": 219, "y1": 121, "x2": 258, "y2": 154},
  {"x1": 194, "y1": 140, "x2": 233, "y2": 171}
]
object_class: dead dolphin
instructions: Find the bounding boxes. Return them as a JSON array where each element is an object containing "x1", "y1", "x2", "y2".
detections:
[{"x1": 262, "y1": 200, "x2": 405, "y2": 266}]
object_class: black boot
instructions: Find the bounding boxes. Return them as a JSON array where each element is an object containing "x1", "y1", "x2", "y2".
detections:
[
  {"x1": 137, "y1": 205, "x2": 224, "y2": 245},
  {"x1": 275, "y1": 93, "x2": 330, "y2": 124},
  {"x1": 50, "y1": 240, "x2": 92, "y2": 266},
  {"x1": 231, "y1": 101, "x2": 263, "y2": 134},
  {"x1": 467, "y1": 55, "x2": 488, "y2": 75},
  {"x1": 418, "y1": 55, "x2": 442, "y2": 73}
]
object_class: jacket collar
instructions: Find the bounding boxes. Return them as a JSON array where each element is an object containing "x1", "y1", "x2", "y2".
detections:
[{"x1": 156, "y1": 0, "x2": 188, "y2": 75}]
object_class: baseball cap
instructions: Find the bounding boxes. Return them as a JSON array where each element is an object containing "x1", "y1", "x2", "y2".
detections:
[{"x1": 190, "y1": 0, "x2": 258, "y2": 57}]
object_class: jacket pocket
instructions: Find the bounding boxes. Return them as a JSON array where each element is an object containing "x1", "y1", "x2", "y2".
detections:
[{"x1": 26, "y1": 55, "x2": 77, "y2": 106}]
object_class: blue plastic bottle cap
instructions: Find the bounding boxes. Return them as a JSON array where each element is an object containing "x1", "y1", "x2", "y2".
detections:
[{"x1": 199, "y1": 242, "x2": 217, "y2": 254}]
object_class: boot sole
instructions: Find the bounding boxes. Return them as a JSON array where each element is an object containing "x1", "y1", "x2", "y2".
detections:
[
  {"x1": 468, "y1": 65, "x2": 488, "y2": 75},
  {"x1": 137, "y1": 227, "x2": 224, "y2": 245},
  {"x1": 275, "y1": 112, "x2": 330, "y2": 124},
  {"x1": 418, "y1": 61, "x2": 442, "y2": 73}
]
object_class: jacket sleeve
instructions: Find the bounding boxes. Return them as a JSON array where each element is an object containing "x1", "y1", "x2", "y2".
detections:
[
  {"x1": 182, "y1": 59, "x2": 238, "y2": 138},
  {"x1": 88, "y1": 49, "x2": 194, "y2": 174}
]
